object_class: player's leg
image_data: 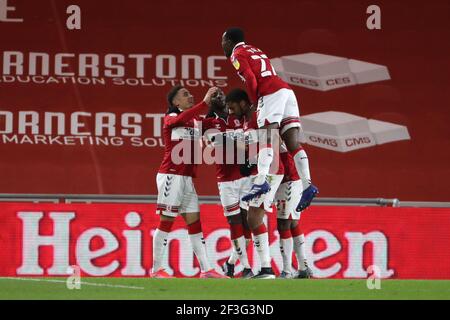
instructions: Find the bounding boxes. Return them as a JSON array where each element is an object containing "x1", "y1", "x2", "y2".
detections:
[
  {"x1": 243, "y1": 91, "x2": 285, "y2": 201},
  {"x1": 218, "y1": 181, "x2": 240, "y2": 275},
  {"x1": 247, "y1": 174, "x2": 283, "y2": 279},
  {"x1": 247, "y1": 206, "x2": 273, "y2": 279},
  {"x1": 224, "y1": 213, "x2": 252, "y2": 277},
  {"x1": 238, "y1": 208, "x2": 254, "y2": 278},
  {"x1": 182, "y1": 177, "x2": 228, "y2": 278},
  {"x1": 282, "y1": 127, "x2": 318, "y2": 211},
  {"x1": 151, "y1": 214, "x2": 175, "y2": 278},
  {"x1": 226, "y1": 244, "x2": 240, "y2": 267},
  {"x1": 184, "y1": 211, "x2": 229, "y2": 279},
  {"x1": 223, "y1": 215, "x2": 240, "y2": 277},
  {"x1": 291, "y1": 221, "x2": 313, "y2": 279},
  {"x1": 239, "y1": 176, "x2": 255, "y2": 249},
  {"x1": 240, "y1": 209, "x2": 252, "y2": 248},
  {"x1": 277, "y1": 218, "x2": 294, "y2": 278},
  {"x1": 242, "y1": 125, "x2": 279, "y2": 201},
  {"x1": 275, "y1": 182, "x2": 294, "y2": 278},
  {"x1": 237, "y1": 176, "x2": 256, "y2": 277},
  {"x1": 152, "y1": 173, "x2": 179, "y2": 278},
  {"x1": 281, "y1": 90, "x2": 318, "y2": 211},
  {"x1": 218, "y1": 180, "x2": 249, "y2": 277},
  {"x1": 278, "y1": 178, "x2": 313, "y2": 278}
]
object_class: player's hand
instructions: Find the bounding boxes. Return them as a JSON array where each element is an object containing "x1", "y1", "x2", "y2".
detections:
[{"x1": 203, "y1": 87, "x2": 220, "y2": 105}]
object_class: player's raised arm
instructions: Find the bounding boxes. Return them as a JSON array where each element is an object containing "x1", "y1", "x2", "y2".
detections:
[{"x1": 165, "y1": 86, "x2": 219, "y2": 128}]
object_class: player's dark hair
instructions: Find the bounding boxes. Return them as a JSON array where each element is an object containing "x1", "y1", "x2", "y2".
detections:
[
  {"x1": 225, "y1": 88, "x2": 250, "y2": 105},
  {"x1": 224, "y1": 27, "x2": 245, "y2": 44},
  {"x1": 166, "y1": 85, "x2": 183, "y2": 114}
]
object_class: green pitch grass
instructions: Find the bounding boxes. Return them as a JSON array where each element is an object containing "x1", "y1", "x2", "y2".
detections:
[{"x1": 0, "y1": 278, "x2": 449, "y2": 300}]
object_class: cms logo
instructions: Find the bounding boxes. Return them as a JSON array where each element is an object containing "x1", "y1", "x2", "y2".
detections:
[
  {"x1": 309, "y1": 136, "x2": 338, "y2": 147},
  {"x1": 345, "y1": 137, "x2": 372, "y2": 147}
]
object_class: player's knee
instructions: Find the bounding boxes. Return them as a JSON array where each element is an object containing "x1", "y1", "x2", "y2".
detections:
[
  {"x1": 282, "y1": 127, "x2": 302, "y2": 152},
  {"x1": 246, "y1": 214, "x2": 259, "y2": 230},
  {"x1": 182, "y1": 212, "x2": 200, "y2": 225},
  {"x1": 247, "y1": 209, "x2": 264, "y2": 229}
]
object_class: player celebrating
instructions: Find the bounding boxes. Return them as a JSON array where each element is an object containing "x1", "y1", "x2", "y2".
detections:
[
  {"x1": 275, "y1": 144, "x2": 313, "y2": 279},
  {"x1": 202, "y1": 89, "x2": 254, "y2": 279},
  {"x1": 221, "y1": 27, "x2": 318, "y2": 212},
  {"x1": 151, "y1": 85, "x2": 228, "y2": 279},
  {"x1": 226, "y1": 88, "x2": 284, "y2": 279}
]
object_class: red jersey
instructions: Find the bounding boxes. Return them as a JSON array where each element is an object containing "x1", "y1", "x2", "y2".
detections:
[
  {"x1": 202, "y1": 113, "x2": 244, "y2": 182},
  {"x1": 158, "y1": 101, "x2": 208, "y2": 177},
  {"x1": 242, "y1": 112, "x2": 284, "y2": 176},
  {"x1": 230, "y1": 42, "x2": 291, "y2": 104}
]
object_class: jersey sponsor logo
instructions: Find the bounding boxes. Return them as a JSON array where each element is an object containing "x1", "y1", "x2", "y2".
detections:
[
  {"x1": 232, "y1": 58, "x2": 240, "y2": 70},
  {"x1": 171, "y1": 127, "x2": 201, "y2": 140}
]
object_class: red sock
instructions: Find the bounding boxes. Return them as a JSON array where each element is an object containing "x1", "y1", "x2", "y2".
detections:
[
  {"x1": 187, "y1": 220, "x2": 203, "y2": 235},
  {"x1": 252, "y1": 223, "x2": 267, "y2": 236},
  {"x1": 229, "y1": 223, "x2": 244, "y2": 240},
  {"x1": 291, "y1": 223, "x2": 302, "y2": 237},
  {"x1": 158, "y1": 220, "x2": 174, "y2": 233}
]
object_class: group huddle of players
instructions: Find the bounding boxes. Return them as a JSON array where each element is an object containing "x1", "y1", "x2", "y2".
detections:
[{"x1": 150, "y1": 28, "x2": 318, "y2": 279}]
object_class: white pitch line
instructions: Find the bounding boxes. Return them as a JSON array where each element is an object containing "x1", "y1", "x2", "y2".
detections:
[{"x1": 0, "y1": 277, "x2": 145, "y2": 290}]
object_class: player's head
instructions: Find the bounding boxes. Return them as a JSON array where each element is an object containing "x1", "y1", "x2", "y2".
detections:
[
  {"x1": 222, "y1": 27, "x2": 245, "y2": 58},
  {"x1": 167, "y1": 85, "x2": 194, "y2": 113},
  {"x1": 225, "y1": 88, "x2": 251, "y2": 118},
  {"x1": 210, "y1": 88, "x2": 226, "y2": 111}
]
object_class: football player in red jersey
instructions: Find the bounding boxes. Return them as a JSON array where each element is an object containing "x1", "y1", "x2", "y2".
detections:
[
  {"x1": 201, "y1": 89, "x2": 254, "y2": 278},
  {"x1": 221, "y1": 27, "x2": 318, "y2": 213},
  {"x1": 226, "y1": 88, "x2": 285, "y2": 279},
  {"x1": 151, "y1": 85, "x2": 228, "y2": 279},
  {"x1": 275, "y1": 144, "x2": 313, "y2": 279}
]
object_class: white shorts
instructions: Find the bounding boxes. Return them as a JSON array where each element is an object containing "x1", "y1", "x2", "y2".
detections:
[
  {"x1": 156, "y1": 173, "x2": 199, "y2": 217},
  {"x1": 247, "y1": 174, "x2": 284, "y2": 212},
  {"x1": 218, "y1": 177, "x2": 253, "y2": 216},
  {"x1": 256, "y1": 88, "x2": 301, "y2": 135},
  {"x1": 275, "y1": 180, "x2": 303, "y2": 220}
]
